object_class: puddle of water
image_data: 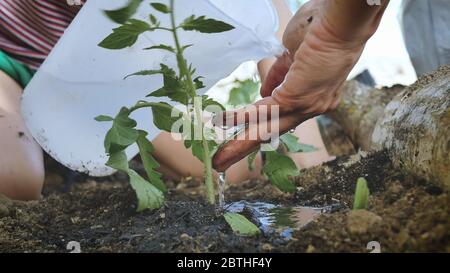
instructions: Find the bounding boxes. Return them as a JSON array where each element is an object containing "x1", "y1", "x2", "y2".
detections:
[
  {"x1": 226, "y1": 201, "x2": 341, "y2": 239},
  {"x1": 215, "y1": 158, "x2": 340, "y2": 237}
]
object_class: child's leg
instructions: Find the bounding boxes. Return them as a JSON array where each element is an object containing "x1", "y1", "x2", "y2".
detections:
[
  {"x1": 0, "y1": 71, "x2": 44, "y2": 200},
  {"x1": 288, "y1": 118, "x2": 334, "y2": 169}
]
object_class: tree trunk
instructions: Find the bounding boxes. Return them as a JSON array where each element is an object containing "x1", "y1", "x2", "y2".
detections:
[{"x1": 329, "y1": 66, "x2": 450, "y2": 190}]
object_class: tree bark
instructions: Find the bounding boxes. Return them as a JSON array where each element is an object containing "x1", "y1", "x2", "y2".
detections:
[{"x1": 329, "y1": 66, "x2": 450, "y2": 190}]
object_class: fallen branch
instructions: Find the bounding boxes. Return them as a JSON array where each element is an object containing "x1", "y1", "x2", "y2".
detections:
[{"x1": 329, "y1": 66, "x2": 449, "y2": 190}]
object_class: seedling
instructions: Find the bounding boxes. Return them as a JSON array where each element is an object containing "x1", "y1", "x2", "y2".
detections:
[
  {"x1": 96, "y1": 0, "x2": 315, "y2": 235},
  {"x1": 353, "y1": 177, "x2": 370, "y2": 210},
  {"x1": 97, "y1": 0, "x2": 232, "y2": 208}
]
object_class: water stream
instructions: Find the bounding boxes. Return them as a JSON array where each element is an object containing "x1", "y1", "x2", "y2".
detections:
[{"x1": 217, "y1": 172, "x2": 226, "y2": 212}]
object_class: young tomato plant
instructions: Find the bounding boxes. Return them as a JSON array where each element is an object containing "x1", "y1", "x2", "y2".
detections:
[
  {"x1": 96, "y1": 0, "x2": 262, "y2": 235},
  {"x1": 97, "y1": 0, "x2": 231, "y2": 209}
]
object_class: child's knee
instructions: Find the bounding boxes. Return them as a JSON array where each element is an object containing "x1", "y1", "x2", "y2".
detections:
[
  {"x1": 0, "y1": 79, "x2": 45, "y2": 200},
  {"x1": 0, "y1": 124, "x2": 45, "y2": 200},
  {"x1": 0, "y1": 132, "x2": 45, "y2": 201},
  {"x1": 0, "y1": 162, "x2": 45, "y2": 201}
]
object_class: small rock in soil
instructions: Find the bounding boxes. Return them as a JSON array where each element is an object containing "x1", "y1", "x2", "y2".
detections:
[
  {"x1": 384, "y1": 182, "x2": 405, "y2": 204},
  {"x1": 347, "y1": 210, "x2": 382, "y2": 235}
]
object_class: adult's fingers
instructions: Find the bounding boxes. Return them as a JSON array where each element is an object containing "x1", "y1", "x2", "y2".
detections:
[
  {"x1": 260, "y1": 51, "x2": 293, "y2": 98},
  {"x1": 212, "y1": 96, "x2": 286, "y2": 128},
  {"x1": 212, "y1": 111, "x2": 312, "y2": 172}
]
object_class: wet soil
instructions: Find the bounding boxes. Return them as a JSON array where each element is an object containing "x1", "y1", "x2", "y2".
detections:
[{"x1": 0, "y1": 150, "x2": 448, "y2": 253}]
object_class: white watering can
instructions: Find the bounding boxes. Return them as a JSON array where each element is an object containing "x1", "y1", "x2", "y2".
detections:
[{"x1": 22, "y1": 0, "x2": 283, "y2": 176}]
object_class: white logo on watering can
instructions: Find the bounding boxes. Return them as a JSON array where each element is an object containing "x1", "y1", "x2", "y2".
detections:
[{"x1": 367, "y1": 241, "x2": 381, "y2": 253}]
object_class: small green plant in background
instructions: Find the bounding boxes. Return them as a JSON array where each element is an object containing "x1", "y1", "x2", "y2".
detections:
[
  {"x1": 227, "y1": 79, "x2": 261, "y2": 108},
  {"x1": 353, "y1": 177, "x2": 370, "y2": 210},
  {"x1": 96, "y1": 0, "x2": 317, "y2": 236}
]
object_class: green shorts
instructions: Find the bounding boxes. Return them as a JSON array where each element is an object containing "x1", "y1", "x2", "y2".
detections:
[{"x1": 0, "y1": 50, "x2": 35, "y2": 88}]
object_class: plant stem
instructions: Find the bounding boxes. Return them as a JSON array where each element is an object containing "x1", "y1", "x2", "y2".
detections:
[{"x1": 169, "y1": 0, "x2": 215, "y2": 205}]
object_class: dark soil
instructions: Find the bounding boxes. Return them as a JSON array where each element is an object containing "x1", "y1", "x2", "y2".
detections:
[{"x1": 1, "y1": 150, "x2": 448, "y2": 253}]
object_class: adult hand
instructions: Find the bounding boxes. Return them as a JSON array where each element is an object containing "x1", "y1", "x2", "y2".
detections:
[{"x1": 213, "y1": 0, "x2": 389, "y2": 172}]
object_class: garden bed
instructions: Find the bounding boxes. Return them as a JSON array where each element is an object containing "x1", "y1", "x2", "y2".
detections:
[{"x1": 1, "y1": 150, "x2": 448, "y2": 253}]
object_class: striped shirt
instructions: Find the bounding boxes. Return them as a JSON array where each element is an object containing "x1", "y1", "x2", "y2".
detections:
[{"x1": 0, "y1": 0, "x2": 84, "y2": 70}]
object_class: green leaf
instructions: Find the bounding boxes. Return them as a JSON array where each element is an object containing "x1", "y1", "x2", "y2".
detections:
[
  {"x1": 189, "y1": 126, "x2": 219, "y2": 162},
  {"x1": 146, "y1": 64, "x2": 188, "y2": 105},
  {"x1": 228, "y1": 80, "x2": 260, "y2": 107},
  {"x1": 143, "y1": 44, "x2": 175, "y2": 53},
  {"x1": 104, "y1": 150, "x2": 164, "y2": 211},
  {"x1": 99, "y1": 19, "x2": 151, "y2": 49},
  {"x1": 191, "y1": 139, "x2": 218, "y2": 163},
  {"x1": 194, "y1": 77, "x2": 205, "y2": 90},
  {"x1": 104, "y1": 0, "x2": 143, "y2": 24},
  {"x1": 263, "y1": 151, "x2": 298, "y2": 193},
  {"x1": 150, "y1": 102, "x2": 183, "y2": 132},
  {"x1": 150, "y1": 2, "x2": 170, "y2": 13},
  {"x1": 185, "y1": 62, "x2": 197, "y2": 76},
  {"x1": 181, "y1": 118, "x2": 196, "y2": 149},
  {"x1": 191, "y1": 140, "x2": 205, "y2": 162},
  {"x1": 106, "y1": 150, "x2": 129, "y2": 173},
  {"x1": 280, "y1": 133, "x2": 318, "y2": 153},
  {"x1": 159, "y1": 63, "x2": 177, "y2": 77},
  {"x1": 247, "y1": 150, "x2": 259, "y2": 171},
  {"x1": 181, "y1": 44, "x2": 193, "y2": 53},
  {"x1": 128, "y1": 170, "x2": 165, "y2": 211},
  {"x1": 136, "y1": 131, "x2": 167, "y2": 193},
  {"x1": 224, "y1": 213, "x2": 261, "y2": 236},
  {"x1": 202, "y1": 96, "x2": 225, "y2": 112},
  {"x1": 181, "y1": 15, "x2": 235, "y2": 33},
  {"x1": 104, "y1": 107, "x2": 139, "y2": 154},
  {"x1": 95, "y1": 115, "x2": 114, "y2": 122},
  {"x1": 125, "y1": 69, "x2": 165, "y2": 79},
  {"x1": 149, "y1": 14, "x2": 159, "y2": 25},
  {"x1": 353, "y1": 177, "x2": 370, "y2": 210}
]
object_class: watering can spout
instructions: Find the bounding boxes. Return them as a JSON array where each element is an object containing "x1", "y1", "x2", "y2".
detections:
[{"x1": 21, "y1": 0, "x2": 282, "y2": 176}]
